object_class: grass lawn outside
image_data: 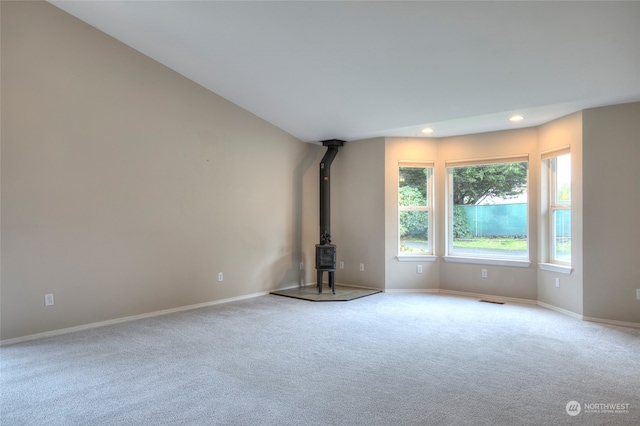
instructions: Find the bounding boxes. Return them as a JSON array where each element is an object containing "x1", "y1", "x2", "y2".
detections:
[
  {"x1": 402, "y1": 236, "x2": 571, "y2": 256},
  {"x1": 454, "y1": 237, "x2": 527, "y2": 251},
  {"x1": 454, "y1": 237, "x2": 570, "y2": 255}
]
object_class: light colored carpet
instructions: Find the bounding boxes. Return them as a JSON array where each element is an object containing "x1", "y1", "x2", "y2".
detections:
[
  {"x1": 270, "y1": 284, "x2": 382, "y2": 301},
  {"x1": 2, "y1": 293, "x2": 639, "y2": 425}
]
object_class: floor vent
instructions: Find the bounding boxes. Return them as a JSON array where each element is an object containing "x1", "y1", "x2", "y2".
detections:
[{"x1": 480, "y1": 300, "x2": 505, "y2": 305}]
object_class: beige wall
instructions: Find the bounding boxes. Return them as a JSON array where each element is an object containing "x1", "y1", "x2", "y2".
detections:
[
  {"x1": 537, "y1": 112, "x2": 584, "y2": 315},
  {"x1": 299, "y1": 146, "x2": 326, "y2": 287},
  {"x1": 332, "y1": 138, "x2": 386, "y2": 289},
  {"x1": 582, "y1": 102, "x2": 640, "y2": 323},
  {"x1": 1, "y1": 1, "x2": 317, "y2": 340}
]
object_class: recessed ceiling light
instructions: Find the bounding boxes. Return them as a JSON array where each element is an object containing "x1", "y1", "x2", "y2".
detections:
[
  {"x1": 509, "y1": 115, "x2": 524, "y2": 122},
  {"x1": 421, "y1": 128, "x2": 434, "y2": 134}
]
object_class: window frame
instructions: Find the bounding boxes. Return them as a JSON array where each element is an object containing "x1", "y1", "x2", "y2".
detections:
[
  {"x1": 398, "y1": 162, "x2": 434, "y2": 258},
  {"x1": 542, "y1": 148, "x2": 572, "y2": 267},
  {"x1": 445, "y1": 154, "x2": 530, "y2": 266}
]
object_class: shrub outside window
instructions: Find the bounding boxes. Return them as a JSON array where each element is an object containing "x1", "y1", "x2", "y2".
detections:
[
  {"x1": 446, "y1": 157, "x2": 529, "y2": 260},
  {"x1": 399, "y1": 163, "x2": 433, "y2": 255}
]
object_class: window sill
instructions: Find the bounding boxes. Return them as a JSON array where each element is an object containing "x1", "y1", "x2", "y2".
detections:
[
  {"x1": 443, "y1": 256, "x2": 531, "y2": 268},
  {"x1": 396, "y1": 255, "x2": 437, "y2": 262},
  {"x1": 539, "y1": 263, "x2": 573, "y2": 275}
]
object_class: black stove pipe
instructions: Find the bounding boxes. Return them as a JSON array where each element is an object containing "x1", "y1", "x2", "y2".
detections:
[{"x1": 319, "y1": 141, "x2": 342, "y2": 245}]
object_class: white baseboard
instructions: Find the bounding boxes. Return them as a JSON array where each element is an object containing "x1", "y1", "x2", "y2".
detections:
[
  {"x1": 276, "y1": 285, "x2": 640, "y2": 329},
  {"x1": 536, "y1": 301, "x2": 583, "y2": 320},
  {"x1": 438, "y1": 289, "x2": 537, "y2": 305},
  {"x1": 582, "y1": 315, "x2": 640, "y2": 329},
  {"x1": 274, "y1": 282, "x2": 316, "y2": 291},
  {"x1": 0, "y1": 291, "x2": 269, "y2": 347},
  {"x1": 537, "y1": 301, "x2": 640, "y2": 329},
  {"x1": 278, "y1": 282, "x2": 383, "y2": 292},
  {"x1": 5, "y1": 287, "x2": 637, "y2": 346},
  {"x1": 335, "y1": 282, "x2": 384, "y2": 291}
]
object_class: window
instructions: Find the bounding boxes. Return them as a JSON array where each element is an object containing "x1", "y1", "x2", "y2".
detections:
[
  {"x1": 446, "y1": 156, "x2": 529, "y2": 261},
  {"x1": 399, "y1": 163, "x2": 433, "y2": 255},
  {"x1": 545, "y1": 152, "x2": 571, "y2": 265}
]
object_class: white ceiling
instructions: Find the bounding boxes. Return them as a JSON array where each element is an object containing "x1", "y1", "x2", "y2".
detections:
[{"x1": 49, "y1": 1, "x2": 640, "y2": 143}]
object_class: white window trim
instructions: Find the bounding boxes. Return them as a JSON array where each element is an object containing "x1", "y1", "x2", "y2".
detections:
[
  {"x1": 398, "y1": 162, "x2": 434, "y2": 257},
  {"x1": 539, "y1": 262, "x2": 573, "y2": 274},
  {"x1": 445, "y1": 156, "x2": 530, "y2": 262},
  {"x1": 541, "y1": 145, "x2": 570, "y2": 160},
  {"x1": 445, "y1": 153, "x2": 529, "y2": 167},
  {"x1": 396, "y1": 255, "x2": 438, "y2": 262},
  {"x1": 544, "y1": 150, "x2": 571, "y2": 266},
  {"x1": 444, "y1": 256, "x2": 531, "y2": 268}
]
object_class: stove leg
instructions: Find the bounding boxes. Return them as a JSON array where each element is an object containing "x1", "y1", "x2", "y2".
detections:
[{"x1": 317, "y1": 270, "x2": 323, "y2": 294}]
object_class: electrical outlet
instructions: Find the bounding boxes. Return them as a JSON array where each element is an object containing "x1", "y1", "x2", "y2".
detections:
[
  {"x1": 555, "y1": 278, "x2": 560, "y2": 288},
  {"x1": 339, "y1": 261, "x2": 344, "y2": 269},
  {"x1": 481, "y1": 269, "x2": 488, "y2": 278},
  {"x1": 359, "y1": 263, "x2": 364, "y2": 271},
  {"x1": 417, "y1": 265, "x2": 423, "y2": 274},
  {"x1": 636, "y1": 289, "x2": 640, "y2": 300},
  {"x1": 218, "y1": 272, "x2": 223, "y2": 282},
  {"x1": 44, "y1": 293, "x2": 54, "y2": 307}
]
